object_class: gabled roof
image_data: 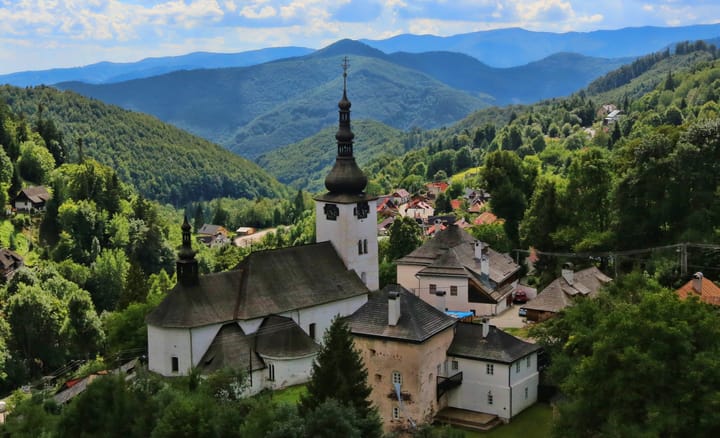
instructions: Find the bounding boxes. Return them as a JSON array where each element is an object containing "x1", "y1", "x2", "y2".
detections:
[
  {"x1": 348, "y1": 284, "x2": 456, "y2": 343},
  {"x1": 676, "y1": 275, "x2": 720, "y2": 306},
  {"x1": 448, "y1": 323, "x2": 540, "y2": 363},
  {"x1": 198, "y1": 323, "x2": 265, "y2": 374},
  {"x1": 523, "y1": 267, "x2": 611, "y2": 313},
  {"x1": 147, "y1": 242, "x2": 369, "y2": 328},
  {"x1": 450, "y1": 199, "x2": 462, "y2": 210},
  {"x1": 198, "y1": 224, "x2": 227, "y2": 236},
  {"x1": 400, "y1": 225, "x2": 520, "y2": 285},
  {"x1": 255, "y1": 315, "x2": 320, "y2": 358},
  {"x1": 16, "y1": 186, "x2": 51, "y2": 204},
  {"x1": 393, "y1": 189, "x2": 411, "y2": 198},
  {"x1": 473, "y1": 212, "x2": 499, "y2": 225},
  {"x1": 0, "y1": 248, "x2": 22, "y2": 269}
]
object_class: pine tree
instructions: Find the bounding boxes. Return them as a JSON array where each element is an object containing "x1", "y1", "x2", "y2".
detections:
[{"x1": 299, "y1": 316, "x2": 381, "y2": 437}]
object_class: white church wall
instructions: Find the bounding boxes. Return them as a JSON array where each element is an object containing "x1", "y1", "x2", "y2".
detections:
[
  {"x1": 283, "y1": 294, "x2": 368, "y2": 345},
  {"x1": 148, "y1": 325, "x2": 192, "y2": 376},
  {"x1": 190, "y1": 323, "x2": 223, "y2": 367},
  {"x1": 261, "y1": 355, "x2": 316, "y2": 390}
]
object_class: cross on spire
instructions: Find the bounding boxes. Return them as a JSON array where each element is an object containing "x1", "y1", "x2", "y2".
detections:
[{"x1": 342, "y1": 56, "x2": 350, "y2": 91}]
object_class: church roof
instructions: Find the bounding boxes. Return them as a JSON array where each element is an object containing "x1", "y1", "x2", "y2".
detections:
[
  {"x1": 198, "y1": 323, "x2": 265, "y2": 374},
  {"x1": 147, "y1": 241, "x2": 368, "y2": 328},
  {"x1": 348, "y1": 284, "x2": 456, "y2": 343},
  {"x1": 448, "y1": 323, "x2": 541, "y2": 364},
  {"x1": 255, "y1": 315, "x2": 320, "y2": 358}
]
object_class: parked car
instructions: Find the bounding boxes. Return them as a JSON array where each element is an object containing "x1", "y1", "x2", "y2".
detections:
[
  {"x1": 513, "y1": 290, "x2": 528, "y2": 304},
  {"x1": 518, "y1": 307, "x2": 527, "y2": 317}
]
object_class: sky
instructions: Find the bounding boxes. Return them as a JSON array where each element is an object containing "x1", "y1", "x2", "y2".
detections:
[{"x1": 1, "y1": 0, "x2": 720, "y2": 74}]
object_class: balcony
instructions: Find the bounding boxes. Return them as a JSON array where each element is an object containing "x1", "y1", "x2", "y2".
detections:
[{"x1": 436, "y1": 371, "x2": 463, "y2": 400}]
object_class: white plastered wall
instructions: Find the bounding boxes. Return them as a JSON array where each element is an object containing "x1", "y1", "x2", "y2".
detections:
[
  {"x1": 147, "y1": 325, "x2": 192, "y2": 376},
  {"x1": 446, "y1": 358, "x2": 511, "y2": 420}
]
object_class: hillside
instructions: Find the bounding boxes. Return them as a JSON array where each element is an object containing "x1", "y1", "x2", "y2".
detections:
[
  {"x1": 57, "y1": 40, "x2": 491, "y2": 159},
  {"x1": 0, "y1": 47, "x2": 314, "y2": 87},
  {"x1": 257, "y1": 119, "x2": 407, "y2": 192},
  {"x1": 390, "y1": 51, "x2": 630, "y2": 104},
  {"x1": 363, "y1": 24, "x2": 720, "y2": 67},
  {"x1": 0, "y1": 85, "x2": 288, "y2": 204}
]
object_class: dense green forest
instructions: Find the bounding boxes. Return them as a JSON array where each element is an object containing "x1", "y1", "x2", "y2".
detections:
[{"x1": 0, "y1": 85, "x2": 288, "y2": 205}]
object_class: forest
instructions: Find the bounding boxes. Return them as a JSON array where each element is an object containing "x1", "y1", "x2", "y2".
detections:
[{"x1": 1, "y1": 41, "x2": 720, "y2": 436}]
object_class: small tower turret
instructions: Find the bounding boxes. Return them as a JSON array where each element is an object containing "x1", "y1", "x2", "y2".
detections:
[{"x1": 176, "y1": 216, "x2": 198, "y2": 286}]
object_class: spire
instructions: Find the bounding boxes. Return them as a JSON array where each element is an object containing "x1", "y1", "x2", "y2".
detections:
[
  {"x1": 324, "y1": 56, "x2": 368, "y2": 195},
  {"x1": 177, "y1": 216, "x2": 198, "y2": 286}
]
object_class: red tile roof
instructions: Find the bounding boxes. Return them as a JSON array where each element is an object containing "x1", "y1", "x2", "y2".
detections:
[
  {"x1": 473, "y1": 212, "x2": 501, "y2": 225},
  {"x1": 676, "y1": 275, "x2": 720, "y2": 306},
  {"x1": 450, "y1": 199, "x2": 462, "y2": 210}
]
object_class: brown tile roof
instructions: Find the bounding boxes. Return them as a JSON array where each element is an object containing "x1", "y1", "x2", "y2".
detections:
[
  {"x1": 147, "y1": 242, "x2": 368, "y2": 328},
  {"x1": 448, "y1": 322, "x2": 540, "y2": 363},
  {"x1": 473, "y1": 212, "x2": 501, "y2": 225},
  {"x1": 197, "y1": 224, "x2": 228, "y2": 236},
  {"x1": 17, "y1": 186, "x2": 51, "y2": 204},
  {"x1": 0, "y1": 248, "x2": 22, "y2": 270},
  {"x1": 676, "y1": 275, "x2": 720, "y2": 306},
  {"x1": 348, "y1": 284, "x2": 456, "y2": 343},
  {"x1": 523, "y1": 267, "x2": 612, "y2": 314}
]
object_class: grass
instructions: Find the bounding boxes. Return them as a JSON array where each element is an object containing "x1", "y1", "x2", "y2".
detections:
[
  {"x1": 503, "y1": 326, "x2": 531, "y2": 340},
  {"x1": 270, "y1": 384, "x2": 307, "y2": 405},
  {"x1": 443, "y1": 403, "x2": 553, "y2": 438}
]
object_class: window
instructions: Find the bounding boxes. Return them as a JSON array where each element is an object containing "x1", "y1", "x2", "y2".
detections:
[
  {"x1": 392, "y1": 406, "x2": 400, "y2": 420},
  {"x1": 363, "y1": 239, "x2": 368, "y2": 254},
  {"x1": 358, "y1": 240, "x2": 363, "y2": 255},
  {"x1": 392, "y1": 371, "x2": 402, "y2": 386},
  {"x1": 451, "y1": 360, "x2": 459, "y2": 371},
  {"x1": 429, "y1": 284, "x2": 437, "y2": 295},
  {"x1": 309, "y1": 323, "x2": 316, "y2": 341},
  {"x1": 525, "y1": 387, "x2": 529, "y2": 400},
  {"x1": 486, "y1": 363, "x2": 494, "y2": 375},
  {"x1": 516, "y1": 362, "x2": 520, "y2": 373},
  {"x1": 487, "y1": 391, "x2": 494, "y2": 405},
  {"x1": 375, "y1": 374, "x2": 382, "y2": 383},
  {"x1": 268, "y1": 363, "x2": 275, "y2": 381},
  {"x1": 171, "y1": 356, "x2": 179, "y2": 373},
  {"x1": 526, "y1": 356, "x2": 531, "y2": 367},
  {"x1": 450, "y1": 285, "x2": 458, "y2": 296}
]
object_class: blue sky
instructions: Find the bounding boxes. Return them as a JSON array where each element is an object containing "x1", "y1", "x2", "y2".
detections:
[{"x1": 1, "y1": 0, "x2": 719, "y2": 74}]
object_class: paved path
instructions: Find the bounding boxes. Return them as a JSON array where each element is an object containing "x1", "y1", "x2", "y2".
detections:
[
  {"x1": 489, "y1": 304, "x2": 527, "y2": 329},
  {"x1": 233, "y1": 228, "x2": 277, "y2": 247}
]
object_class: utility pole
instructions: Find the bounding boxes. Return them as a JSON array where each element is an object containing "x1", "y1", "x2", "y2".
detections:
[{"x1": 680, "y1": 243, "x2": 688, "y2": 277}]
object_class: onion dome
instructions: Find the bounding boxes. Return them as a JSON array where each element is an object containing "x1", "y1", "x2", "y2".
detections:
[{"x1": 324, "y1": 57, "x2": 368, "y2": 195}]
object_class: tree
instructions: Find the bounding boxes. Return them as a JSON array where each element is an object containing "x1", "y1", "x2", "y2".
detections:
[
  {"x1": 60, "y1": 287, "x2": 105, "y2": 359},
  {"x1": 387, "y1": 216, "x2": 423, "y2": 261},
  {"x1": 87, "y1": 248, "x2": 130, "y2": 313},
  {"x1": 300, "y1": 316, "x2": 381, "y2": 438},
  {"x1": 434, "y1": 192, "x2": 452, "y2": 214},
  {"x1": 531, "y1": 273, "x2": 720, "y2": 437},
  {"x1": 18, "y1": 139, "x2": 56, "y2": 183}
]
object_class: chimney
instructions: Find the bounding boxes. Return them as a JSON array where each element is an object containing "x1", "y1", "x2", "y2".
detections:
[
  {"x1": 475, "y1": 241, "x2": 490, "y2": 278},
  {"x1": 561, "y1": 263, "x2": 574, "y2": 285},
  {"x1": 481, "y1": 317, "x2": 490, "y2": 338},
  {"x1": 435, "y1": 290, "x2": 447, "y2": 312},
  {"x1": 388, "y1": 291, "x2": 401, "y2": 326},
  {"x1": 693, "y1": 272, "x2": 704, "y2": 293},
  {"x1": 474, "y1": 240, "x2": 483, "y2": 259}
]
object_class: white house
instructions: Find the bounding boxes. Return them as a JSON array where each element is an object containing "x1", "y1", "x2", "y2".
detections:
[{"x1": 396, "y1": 225, "x2": 521, "y2": 316}]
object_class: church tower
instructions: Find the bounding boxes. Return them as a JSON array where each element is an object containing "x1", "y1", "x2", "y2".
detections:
[{"x1": 314, "y1": 58, "x2": 379, "y2": 290}]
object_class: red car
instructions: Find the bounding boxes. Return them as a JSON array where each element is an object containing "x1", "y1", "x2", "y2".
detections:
[{"x1": 513, "y1": 290, "x2": 528, "y2": 304}]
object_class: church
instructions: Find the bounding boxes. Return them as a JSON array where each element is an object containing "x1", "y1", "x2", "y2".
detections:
[
  {"x1": 146, "y1": 64, "x2": 540, "y2": 432},
  {"x1": 146, "y1": 62, "x2": 379, "y2": 393}
]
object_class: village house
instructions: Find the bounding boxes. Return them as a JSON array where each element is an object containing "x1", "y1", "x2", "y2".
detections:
[
  {"x1": 196, "y1": 223, "x2": 231, "y2": 246},
  {"x1": 425, "y1": 181, "x2": 449, "y2": 199},
  {"x1": 348, "y1": 285, "x2": 541, "y2": 433},
  {"x1": 404, "y1": 199, "x2": 435, "y2": 220},
  {"x1": 391, "y1": 188, "x2": 411, "y2": 206},
  {"x1": 14, "y1": 186, "x2": 51, "y2": 213},
  {"x1": 396, "y1": 224, "x2": 521, "y2": 316},
  {"x1": 521, "y1": 265, "x2": 612, "y2": 322},
  {"x1": 675, "y1": 272, "x2": 720, "y2": 306},
  {"x1": 0, "y1": 248, "x2": 23, "y2": 282}
]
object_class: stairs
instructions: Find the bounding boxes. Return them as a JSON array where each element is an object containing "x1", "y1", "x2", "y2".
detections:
[{"x1": 435, "y1": 407, "x2": 502, "y2": 432}]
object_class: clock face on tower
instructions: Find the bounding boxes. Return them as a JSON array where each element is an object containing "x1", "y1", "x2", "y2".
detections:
[
  {"x1": 355, "y1": 201, "x2": 370, "y2": 219},
  {"x1": 324, "y1": 203, "x2": 339, "y2": 221}
]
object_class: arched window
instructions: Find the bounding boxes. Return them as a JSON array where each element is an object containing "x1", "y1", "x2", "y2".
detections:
[
  {"x1": 358, "y1": 240, "x2": 363, "y2": 255},
  {"x1": 363, "y1": 239, "x2": 368, "y2": 254}
]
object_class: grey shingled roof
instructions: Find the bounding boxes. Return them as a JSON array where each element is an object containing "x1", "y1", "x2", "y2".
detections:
[
  {"x1": 523, "y1": 267, "x2": 612, "y2": 314},
  {"x1": 17, "y1": 186, "x2": 51, "y2": 203},
  {"x1": 198, "y1": 323, "x2": 265, "y2": 374},
  {"x1": 348, "y1": 284, "x2": 456, "y2": 343},
  {"x1": 147, "y1": 242, "x2": 368, "y2": 328},
  {"x1": 0, "y1": 248, "x2": 22, "y2": 269},
  {"x1": 448, "y1": 322, "x2": 540, "y2": 363},
  {"x1": 401, "y1": 224, "x2": 520, "y2": 291},
  {"x1": 255, "y1": 315, "x2": 320, "y2": 358}
]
